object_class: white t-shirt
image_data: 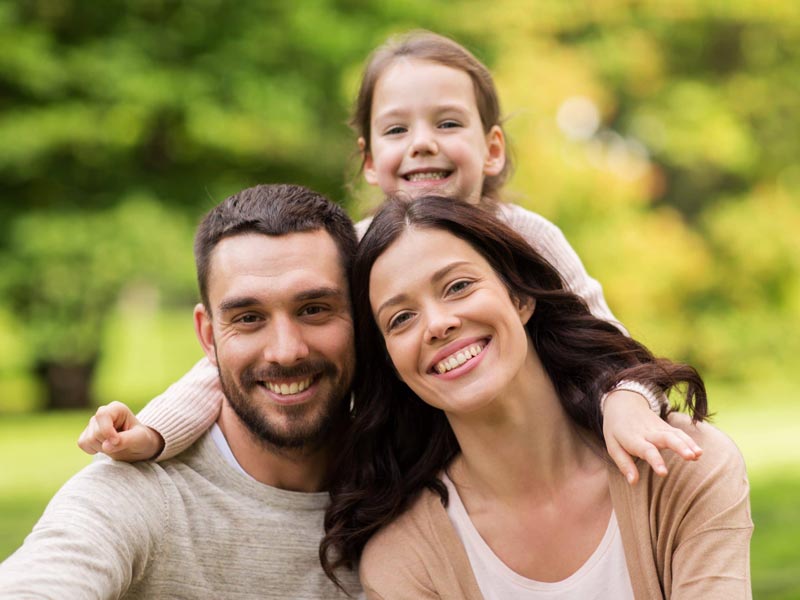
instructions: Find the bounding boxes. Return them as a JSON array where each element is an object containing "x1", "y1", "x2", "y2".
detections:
[{"x1": 443, "y1": 474, "x2": 635, "y2": 599}]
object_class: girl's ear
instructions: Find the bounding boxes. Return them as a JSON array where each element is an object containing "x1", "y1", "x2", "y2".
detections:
[
  {"x1": 359, "y1": 137, "x2": 379, "y2": 186},
  {"x1": 516, "y1": 295, "x2": 535, "y2": 325},
  {"x1": 483, "y1": 125, "x2": 506, "y2": 177}
]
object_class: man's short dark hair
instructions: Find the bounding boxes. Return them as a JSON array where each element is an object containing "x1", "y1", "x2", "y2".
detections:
[{"x1": 195, "y1": 184, "x2": 357, "y2": 310}]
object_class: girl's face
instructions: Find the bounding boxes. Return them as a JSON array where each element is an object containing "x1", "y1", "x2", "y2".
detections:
[
  {"x1": 362, "y1": 59, "x2": 505, "y2": 205},
  {"x1": 369, "y1": 227, "x2": 534, "y2": 415}
]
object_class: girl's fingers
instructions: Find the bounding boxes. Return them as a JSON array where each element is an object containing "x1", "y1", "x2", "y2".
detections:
[{"x1": 606, "y1": 436, "x2": 639, "y2": 485}]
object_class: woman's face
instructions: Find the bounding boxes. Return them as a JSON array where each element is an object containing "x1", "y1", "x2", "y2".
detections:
[{"x1": 369, "y1": 227, "x2": 535, "y2": 415}]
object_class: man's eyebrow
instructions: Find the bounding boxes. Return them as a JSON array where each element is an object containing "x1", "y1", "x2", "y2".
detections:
[
  {"x1": 218, "y1": 297, "x2": 260, "y2": 313},
  {"x1": 375, "y1": 262, "x2": 470, "y2": 319},
  {"x1": 294, "y1": 287, "x2": 345, "y2": 302},
  {"x1": 218, "y1": 287, "x2": 345, "y2": 313}
]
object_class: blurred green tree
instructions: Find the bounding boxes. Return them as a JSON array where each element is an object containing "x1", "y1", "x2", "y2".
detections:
[{"x1": 0, "y1": 198, "x2": 195, "y2": 409}]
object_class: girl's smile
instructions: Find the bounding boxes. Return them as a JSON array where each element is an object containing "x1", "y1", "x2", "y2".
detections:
[{"x1": 362, "y1": 58, "x2": 505, "y2": 205}]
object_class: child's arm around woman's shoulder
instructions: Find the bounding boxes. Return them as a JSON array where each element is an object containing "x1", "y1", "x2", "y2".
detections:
[
  {"x1": 497, "y1": 202, "x2": 624, "y2": 331},
  {"x1": 497, "y1": 202, "x2": 703, "y2": 482},
  {"x1": 78, "y1": 357, "x2": 224, "y2": 461}
]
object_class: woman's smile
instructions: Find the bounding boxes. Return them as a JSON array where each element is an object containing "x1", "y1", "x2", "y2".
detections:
[
  {"x1": 369, "y1": 227, "x2": 534, "y2": 414},
  {"x1": 429, "y1": 337, "x2": 490, "y2": 376}
]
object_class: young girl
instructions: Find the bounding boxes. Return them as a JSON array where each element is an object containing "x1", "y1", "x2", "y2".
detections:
[
  {"x1": 322, "y1": 195, "x2": 750, "y2": 597},
  {"x1": 78, "y1": 31, "x2": 701, "y2": 482}
]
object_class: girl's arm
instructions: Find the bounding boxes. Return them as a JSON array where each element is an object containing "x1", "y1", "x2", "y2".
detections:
[
  {"x1": 78, "y1": 357, "x2": 223, "y2": 461},
  {"x1": 498, "y1": 203, "x2": 702, "y2": 481}
]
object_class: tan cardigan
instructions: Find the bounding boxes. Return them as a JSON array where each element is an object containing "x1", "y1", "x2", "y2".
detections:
[{"x1": 360, "y1": 415, "x2": 752, "y2": 599}]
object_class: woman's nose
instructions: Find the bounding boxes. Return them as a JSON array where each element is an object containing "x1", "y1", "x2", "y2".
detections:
[{"x1": 424, "y1": 305, "x2": 460, "y2": 342}]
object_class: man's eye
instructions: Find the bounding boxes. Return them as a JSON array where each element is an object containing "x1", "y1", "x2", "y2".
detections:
[
  {"x1": 301, "y1": 305, "x2": 328, "y2": 317},
  {"x1": 236, "y1": 314, "x2": 261, "y2": 324}
]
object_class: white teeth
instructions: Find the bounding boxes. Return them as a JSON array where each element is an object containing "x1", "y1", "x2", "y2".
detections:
[
  {"x1": 434, "y1": 343, "x2": 486, "y2": 375},
  {"x1": 264, "y1": 377, "x2": 312, "y2": 396},
  {"x1": 406, "y1": 171, "x2": 448, "y2": 182}
]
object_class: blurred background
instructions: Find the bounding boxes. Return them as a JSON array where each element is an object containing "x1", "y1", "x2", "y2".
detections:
[{"x1": 0, "y1": 0, "x2": 797, "y2": 596}]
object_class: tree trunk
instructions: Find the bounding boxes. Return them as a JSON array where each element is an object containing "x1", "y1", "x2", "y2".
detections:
[{"x1": 35, "y1": 359, "x2": 97, "y2": 410}]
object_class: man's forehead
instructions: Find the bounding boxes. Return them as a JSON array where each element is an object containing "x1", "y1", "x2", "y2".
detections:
[{"x1": 208, "y1": 230, "x2": 347, "y2": 301}]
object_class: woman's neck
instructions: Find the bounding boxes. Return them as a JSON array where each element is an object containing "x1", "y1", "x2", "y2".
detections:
[{"x1": 446, "y1": 342, "x2": 604, "y2": 502}]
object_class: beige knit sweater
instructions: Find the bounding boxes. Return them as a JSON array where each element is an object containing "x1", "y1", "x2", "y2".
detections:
[{"x1": 360, "y1": 415, "x2": 752, "y2": 599}]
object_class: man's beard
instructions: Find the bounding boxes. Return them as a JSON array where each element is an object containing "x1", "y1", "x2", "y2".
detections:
[{"x1": 217, "y1": 358, "x2": 349, "y2": 452}]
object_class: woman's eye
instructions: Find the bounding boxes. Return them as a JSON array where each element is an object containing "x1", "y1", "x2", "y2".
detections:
[
  {"x1": 447, "y1": 280, "x2": 472, "y2": 295},
  {"x1": 388, "y1": 312, "x2": 413, "y2": 331}
]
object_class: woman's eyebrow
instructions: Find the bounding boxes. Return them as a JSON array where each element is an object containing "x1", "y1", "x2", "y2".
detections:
[{"x1": 374, "y1": 261, "x2": 471, "y2": 319}]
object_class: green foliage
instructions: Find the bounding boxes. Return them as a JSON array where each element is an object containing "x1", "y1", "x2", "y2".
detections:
[
  {"x1": 0, "y1": 197, "x2": 194, "y2": 366},
  {"x1": 0, "y1": 0, "x2": 797, "y2": 392}
]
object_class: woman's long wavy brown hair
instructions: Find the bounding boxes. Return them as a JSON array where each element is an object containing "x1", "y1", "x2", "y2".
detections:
[{"x1": 320, "y1": 195, "x2": 707, "y2": 588}]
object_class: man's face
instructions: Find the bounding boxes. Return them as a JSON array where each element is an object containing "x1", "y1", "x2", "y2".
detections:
[{"x1": 196, "y1": 230, "x2": 355, "y2": 451}]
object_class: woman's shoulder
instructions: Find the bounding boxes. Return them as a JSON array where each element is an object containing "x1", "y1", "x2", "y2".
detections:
[
  {"x1": 361, "y1": 489, "x2": 443, "y2": 570},
  {"x1": 638, "y1": 413, "x2": 750, "y2": 513},
  {"x1": 360, "y1": 487, "x2": 482, "y2": 599},
  {"x1": 664, "y1": 412, "x2": 747, "y2": 474}
]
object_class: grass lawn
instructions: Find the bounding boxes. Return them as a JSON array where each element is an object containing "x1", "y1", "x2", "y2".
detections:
[{"x1": 1, "y1": 404, "x2": 799, "y2": 598}]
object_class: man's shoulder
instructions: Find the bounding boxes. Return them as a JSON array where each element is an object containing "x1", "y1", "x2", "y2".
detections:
[{"x1": 55, "y1": 455, "x2": 171, "y2": 512}]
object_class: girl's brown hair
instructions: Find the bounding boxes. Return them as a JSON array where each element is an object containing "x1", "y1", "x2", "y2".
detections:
[{"x1": 351, "y1": 30, "x2": 513, "y2": 201}]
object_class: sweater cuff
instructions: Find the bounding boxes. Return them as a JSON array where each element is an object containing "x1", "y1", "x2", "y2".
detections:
[
  {"x1": 137, "y1": 357, "x2": 224, "y2": 461},
  {"x1": 600, "y1": 380, "x2": 665, "y2": 414}
]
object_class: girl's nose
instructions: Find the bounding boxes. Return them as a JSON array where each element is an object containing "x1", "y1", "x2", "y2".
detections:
[{"x1": 409, "y1": 126, "x2": 438, "y2": 157}]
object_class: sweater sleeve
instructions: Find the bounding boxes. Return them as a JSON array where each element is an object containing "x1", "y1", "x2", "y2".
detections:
[
  {"x1": 0, "y1": 460, "x2": 167, "y2": 598},
  {"x1": 667, "y1": 421, "x2": 753, "y2": 599},
  {"x1": 137, "y1": 357, "x2": 223, "y2": 460},
  {"x1": 498, "y1": 203, "x2": 665, "y2": 413}
]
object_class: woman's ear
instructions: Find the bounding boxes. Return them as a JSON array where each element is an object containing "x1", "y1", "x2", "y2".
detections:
[
  {"x1": 359, "y1": 137, "x2": 379, "y2": 185},
  {"x1": 516, "y1": 295, "x2": 536, "y2": 325},
  {"x1": 483, "y1": 125, "x2": 506, "y2": 177}
]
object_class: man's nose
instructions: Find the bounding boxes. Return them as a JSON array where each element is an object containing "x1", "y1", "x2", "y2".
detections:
[{"x1": 262, "y1": 317, "x2": 310, "y2": 365}]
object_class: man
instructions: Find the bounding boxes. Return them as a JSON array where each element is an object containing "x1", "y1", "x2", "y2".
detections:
[{"x1": 0, "y1": 184, "x2": 362, "y2": 598}]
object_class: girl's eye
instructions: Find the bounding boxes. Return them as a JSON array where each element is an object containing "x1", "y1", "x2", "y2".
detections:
[
  {"x1": 384, "y1": 125, "x2": 407, "y2": 135},
  {"x1": 387, "y1": 311, "x2": 413, "y2": 331},
  {"x1": 446, "y1": 280, "x2": 472, "y2": 295},
  {"x1": 439, "y1": 120, "x2": 461, "y2": 129}
]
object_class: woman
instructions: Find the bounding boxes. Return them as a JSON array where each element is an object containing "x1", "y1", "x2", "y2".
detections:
[{"x1": 322, "y1": 195, "x2": 752, "y2": 598}]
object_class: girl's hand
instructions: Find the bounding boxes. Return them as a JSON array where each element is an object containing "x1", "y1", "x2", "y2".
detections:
[
  {"x1": 77, "y1": 401, "x2": 165, "y2": 462},
  {"x1": 603, "y1": 390, "x2": 703, "y2": 485}
]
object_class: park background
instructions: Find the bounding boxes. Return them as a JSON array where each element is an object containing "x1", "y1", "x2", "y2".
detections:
[{"x1": 0, "y1": 1, "x2": 797, "y2": 597}]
